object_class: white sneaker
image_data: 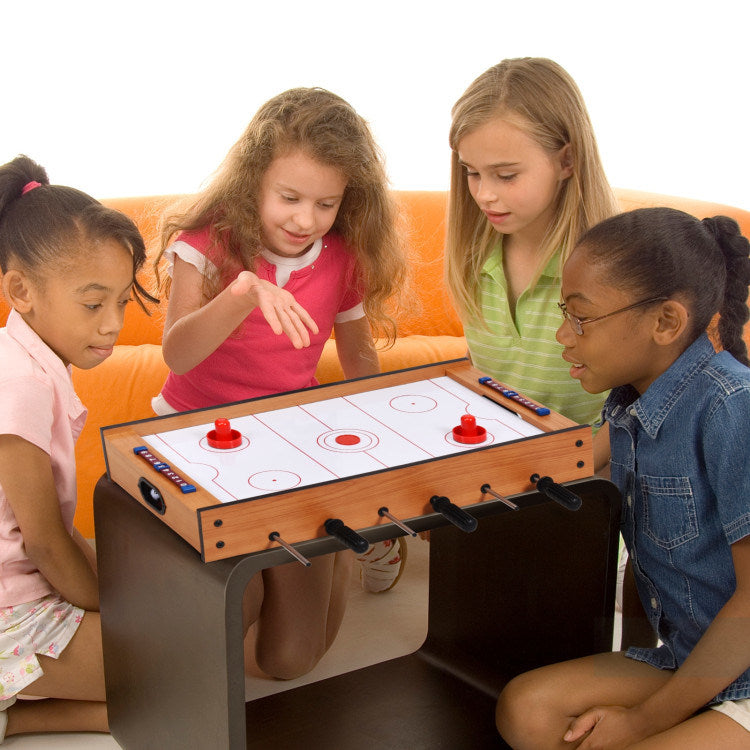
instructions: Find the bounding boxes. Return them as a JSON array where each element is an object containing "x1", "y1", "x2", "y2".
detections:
[{"x1": 358, "y1": 538, "x2": 407, "y2": 593}]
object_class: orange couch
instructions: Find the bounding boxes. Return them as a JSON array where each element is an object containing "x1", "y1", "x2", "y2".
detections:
[{"x1": 1, "y1": 189, "x2": 749, "y2": 537}]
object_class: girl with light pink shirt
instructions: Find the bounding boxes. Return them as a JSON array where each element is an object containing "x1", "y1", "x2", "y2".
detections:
[{"x1": 0, "y1": 155, "x2": 156, "y2": 741}]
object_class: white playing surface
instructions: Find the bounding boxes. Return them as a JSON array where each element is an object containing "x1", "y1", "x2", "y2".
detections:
[{"x1": 143, "y1": 376, "x2": 542, "y2": 504}]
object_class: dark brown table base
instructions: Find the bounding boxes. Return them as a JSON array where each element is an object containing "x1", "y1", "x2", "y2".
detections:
[{"x1": 95, "y1": 476, "x2": 620, "y2": 749}]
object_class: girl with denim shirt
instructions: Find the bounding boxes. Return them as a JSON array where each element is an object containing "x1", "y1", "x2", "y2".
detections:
[{"x1": 496, "y1": 207, "x2": 750, "y2": 748}]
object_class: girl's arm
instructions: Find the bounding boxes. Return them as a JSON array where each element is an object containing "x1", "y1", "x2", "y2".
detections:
[
  {"x1": 333, "y1": 316, "x2": 380, "y2": 379},
  {"x1": 71, "y1": 526, "x2": 97, "y2": 573},
  {"x1": 162, "y1": 258, "x2": 319, "y2": 375},
  {"x1": 565, "y1": 534, "x2": 750, "y2": 747},
  {"x1": 0, "y1": 434, "x2": 99, "y2": 611}
]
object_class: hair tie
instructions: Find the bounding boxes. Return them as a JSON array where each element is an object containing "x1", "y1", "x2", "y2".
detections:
[{"x1": 21, "y1": 181, "x2": 41, "y2": 195}]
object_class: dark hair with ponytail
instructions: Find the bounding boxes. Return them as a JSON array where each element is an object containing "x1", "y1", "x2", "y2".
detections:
[
  {"x1": 0, "y1": 155, "x2": 157, "y2": 311},
  {"x1": 577, "y1": 206, "x2": 750, "y2": 365}
]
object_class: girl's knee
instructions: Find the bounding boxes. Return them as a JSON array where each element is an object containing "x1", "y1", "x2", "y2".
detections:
[
  {"x1": 255, "y1": 636, "x2": 325, "y2": 680},
  {"x1": 496, "y1": 670, "x2": 559, "y2": 749},
  {"x1": 496, "y1": 673, "x2": 532, "y2": 742},
  {"x1": 242, "y1": 575, "x2": 264, "y2": 632}
]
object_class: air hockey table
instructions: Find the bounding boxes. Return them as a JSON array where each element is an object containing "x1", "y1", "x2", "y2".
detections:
[{"x1": 94, "y1": 358, "x2": 621, "y2": 748}]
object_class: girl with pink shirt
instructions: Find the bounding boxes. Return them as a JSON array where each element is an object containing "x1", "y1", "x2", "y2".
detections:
[
  {"x1": 0, "y1": 155, "x2": 156, "y2": 740},
  {"x1": 152, "y1": 88, "x2": 408, "y2": 680}
]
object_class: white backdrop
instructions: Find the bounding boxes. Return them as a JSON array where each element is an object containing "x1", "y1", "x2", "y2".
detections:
[{"x1": 1, "y1": 0, "x2": 748, "y2": 209}]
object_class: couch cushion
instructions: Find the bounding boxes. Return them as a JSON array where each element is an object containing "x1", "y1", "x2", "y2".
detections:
[{"x1": 72, "y1": 344, "x2": 168, "y2": 535}]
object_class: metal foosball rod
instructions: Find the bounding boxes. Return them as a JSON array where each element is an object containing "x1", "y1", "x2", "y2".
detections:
[
  {"x1": 268, "y1": 532, "x2": 311, "y2": 567},
  {"x1": 480, "y1": 483, "x2": 519, "y2": 510},
  {"x1": 378, "y1": 507, "x2": 418, "y2": 537}
]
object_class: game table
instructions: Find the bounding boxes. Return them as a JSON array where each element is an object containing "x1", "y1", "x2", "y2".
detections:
[{"x1": 94, "y1": 360, "x2": 621, "y2": 748}]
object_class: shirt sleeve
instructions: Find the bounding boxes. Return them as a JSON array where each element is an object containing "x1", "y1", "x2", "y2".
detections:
[
  {"x1": 163, "y1": 240, "x2": 218, "y2": 279},
  {"x1": 0, "y1": 375, "x2": 54, "y2": 455},
  {"x1": 704, "y1": 388, "x2": 750, "y2": 545},
  {"x1": 335, "y1": 254, "x2": 365, "y2": 323},
  {"x1": 335, "y1": 301, "x2": 365, "y2": 324}
]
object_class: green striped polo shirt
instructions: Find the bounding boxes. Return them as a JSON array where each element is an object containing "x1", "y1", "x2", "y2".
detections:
[{"x1": 464, "y1": 242, "x2": 606, "y2": 427}]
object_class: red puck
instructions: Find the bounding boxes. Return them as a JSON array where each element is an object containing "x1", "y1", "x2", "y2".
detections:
[{"x1": 335, "y1": 433, "x2": 360, "y2": 445}]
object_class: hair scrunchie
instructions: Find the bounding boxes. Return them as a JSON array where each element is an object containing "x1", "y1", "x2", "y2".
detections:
[{"x1": 21, "y1": 181, "x2": 41, "y2": 195}]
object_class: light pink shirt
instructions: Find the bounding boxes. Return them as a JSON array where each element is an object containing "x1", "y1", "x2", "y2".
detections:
[{"x1": 0, "y1": 310, "x2": 86, "y2": 606}]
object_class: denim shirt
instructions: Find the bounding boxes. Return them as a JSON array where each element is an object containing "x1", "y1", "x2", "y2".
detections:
[{"x1": 605, "y1": 334, "x2": 750, "y2": 703}]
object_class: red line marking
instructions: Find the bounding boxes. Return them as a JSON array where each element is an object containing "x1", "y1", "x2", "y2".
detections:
[
  {"x1": 252, "y1": 411, "x2": 343, "y2": 479},
  {"x1": 342, "y1": 395, "x2": 436, "y2": 458}
]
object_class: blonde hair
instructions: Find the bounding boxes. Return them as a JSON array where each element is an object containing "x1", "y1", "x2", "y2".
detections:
[
  {"x1": 446, "y1": 57, "x2": 618, "y2": 323},
  {"x1": 155, "y1": 87, "x2": 405, "y2": 342}
]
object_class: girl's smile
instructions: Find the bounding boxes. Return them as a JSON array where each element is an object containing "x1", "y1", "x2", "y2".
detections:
[{"x1": 482, "y1": 209, "x2": 512, "y2": 227}]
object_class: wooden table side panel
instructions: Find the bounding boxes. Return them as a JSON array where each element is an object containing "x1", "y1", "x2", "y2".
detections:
[
  {"x1": 199, "y1": 427, "x2": 592, "y2": 561},
  {"x1": 104, "y1": 430, "x2": 203, "y2": 552}
]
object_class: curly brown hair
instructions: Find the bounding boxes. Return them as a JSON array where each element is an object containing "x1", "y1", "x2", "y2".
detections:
[{"x1": 155, "y1": 88, "x2": 406, "y2": 342}]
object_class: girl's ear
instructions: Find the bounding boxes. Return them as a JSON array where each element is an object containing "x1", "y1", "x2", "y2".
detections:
[
  {"x1": 558, "y1": 143, "x2": 574, "y2": 180},
  {"x1": 653, "y1": 299, "x2": 689, "y2": 346},
  {"x1": 2, "y1": 269, "x2": 35, "y2": 314}
]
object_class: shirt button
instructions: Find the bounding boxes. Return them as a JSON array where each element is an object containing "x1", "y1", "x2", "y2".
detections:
[
  {"x1": 650, "y1": 597, "x2": 658, "y2": 609},
  {"x1": 626, "y1": 494, "x2": 632, "y2": 507},
  {"x1": 629, "y1": 408, "x2": 638, "y2": 417}
]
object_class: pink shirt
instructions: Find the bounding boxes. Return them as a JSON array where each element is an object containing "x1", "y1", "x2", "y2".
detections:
[
  {"x1": 160, "y1": 229, "x2": 363, "y2": 411},
  {"x1": 0, "y1": 310, "x2": 86, "y2": 606}
]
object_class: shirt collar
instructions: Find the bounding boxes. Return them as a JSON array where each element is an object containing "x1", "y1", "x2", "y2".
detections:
[
  {"x1": 261, "y1": 238, "x2": 322, "y2": 269},
  {"x1": 483, "y1": 238, "x2": 561, "y2": 283},
  {"x1": 604, "y1": 334, "x2": 716, "y2": 438},
  {"x1": 6, "y1": 308, "x2": 85, "y2": 420}
]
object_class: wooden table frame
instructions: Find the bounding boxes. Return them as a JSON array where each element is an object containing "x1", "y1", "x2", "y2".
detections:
[{"x1": 100, "y1": 359, "x2": 594, "y2": 562}]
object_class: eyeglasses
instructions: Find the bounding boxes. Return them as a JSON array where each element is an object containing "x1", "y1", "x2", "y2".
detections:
[{"x1": 558, "y1": 297, "x2": 667, "y2": 336}]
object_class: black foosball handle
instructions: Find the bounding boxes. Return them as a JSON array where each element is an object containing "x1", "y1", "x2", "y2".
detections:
[
  {"x1": 324, "y1": 518, "x2": 370, "y2": 554},
  {"x1": 530, "y1": 474, "x2": 582, "y2": 511},
  {"x1": 430, "y1": 495, "x2": 478, "y2": 533}
]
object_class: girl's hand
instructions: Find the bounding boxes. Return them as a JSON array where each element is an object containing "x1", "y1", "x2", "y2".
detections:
[
  {"x1": 230, "y1": 271, "x2": 319, "y2": 348},
  {"x1": 564, "y1": 705, "x2": 651, "y2": 749}
]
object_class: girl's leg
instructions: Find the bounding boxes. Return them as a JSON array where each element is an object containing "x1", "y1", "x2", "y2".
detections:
[
  {"x1": 243, "y1": 572, "x2": 265, "y2": 635},
  {"x1": 16, "y1": 611, "x2": 105, "y2": 701},
  {"x1": 629, "y1": 708, "x2": 750, "y2": 749},
  {"x1": 5, "y1": 610, "x2": 107, "y2": 737},
  {"x1": 496, "y1": 651, "x2": 671, "y2": 749},
  {"x1": 6, "y1": 699, "x2": 107, "y2": 736},
  {"x1": 253, "y1": 550, "x2": 354, "y2": 680}
]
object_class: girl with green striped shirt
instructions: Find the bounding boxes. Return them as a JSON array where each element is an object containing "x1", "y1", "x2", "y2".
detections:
[{"x1": 446, "y1": 57, "x2": 618, "y2": 469}]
